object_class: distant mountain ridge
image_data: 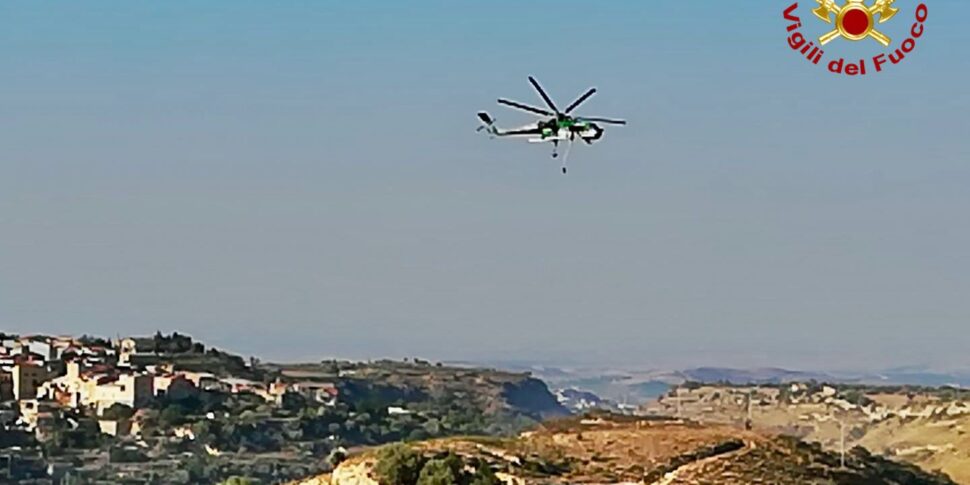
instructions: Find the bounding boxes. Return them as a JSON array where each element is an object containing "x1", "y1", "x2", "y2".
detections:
[
  {"x1": 678, "y1": 367, "x2": 834, "y2": 384},
  {"x1": 677, "y1": 366, "x2": 970, "y2": 388},
  {"x1": 459, "y1": 361, "x2": 970, "y2": 406}
]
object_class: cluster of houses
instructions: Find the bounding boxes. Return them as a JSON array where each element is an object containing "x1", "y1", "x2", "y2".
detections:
[{"x1": 0, "y1": 334, "x2": 338, "y2": 440}]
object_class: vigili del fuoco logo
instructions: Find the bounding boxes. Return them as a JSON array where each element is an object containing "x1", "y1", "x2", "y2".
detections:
[{"x1": 784, "y1": 1, "x2": 927, "y2": 75}]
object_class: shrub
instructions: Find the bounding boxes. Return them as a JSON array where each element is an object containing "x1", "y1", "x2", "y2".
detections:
[
  {"x1": 374, "y1": 443, "x2": 424, "y2": 485},
  {"x1": 109, "y1": 446, "x2": 149, "y2": 463},
  {"x1": 416, "y1": 458, "x2": 459, "y2": 485}
]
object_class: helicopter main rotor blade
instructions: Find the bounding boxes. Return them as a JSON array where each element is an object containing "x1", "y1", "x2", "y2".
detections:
[
  {"x1": 528, "y1": 76, "x2": 560, "y2": 114},
  {"x1": 564, "y1": 88, "x2": 597, "y2": 114},
  {"x1": 579, "y1": 116, "x2": 627, "y2": 125},
  {"x1": 497, "y1": 98, "x2": 554, "y2": 117}
]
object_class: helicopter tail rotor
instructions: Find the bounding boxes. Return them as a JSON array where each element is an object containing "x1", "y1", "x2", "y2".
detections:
[{"x1": 476, "y1": 111, "x2": 500, "y2": 137}]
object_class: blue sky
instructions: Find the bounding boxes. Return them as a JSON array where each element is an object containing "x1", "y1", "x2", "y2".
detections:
[{"x1": 2, "y1": 1, "x2": 969, "y2": 370}]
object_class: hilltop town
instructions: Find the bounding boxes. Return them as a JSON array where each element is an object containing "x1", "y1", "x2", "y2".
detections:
[{"x1": 0, "y1": 332, "x2": 564, "y2": 484}]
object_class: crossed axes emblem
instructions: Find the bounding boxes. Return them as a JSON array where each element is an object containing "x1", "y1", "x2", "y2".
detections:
[{"x1": 813, "y1": 0, "x2": 898, "y2": 46}]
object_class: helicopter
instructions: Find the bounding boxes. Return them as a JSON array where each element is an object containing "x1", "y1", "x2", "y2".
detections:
[{"x1": 477, "y1": 76, "x2": 626, "y2": 174}]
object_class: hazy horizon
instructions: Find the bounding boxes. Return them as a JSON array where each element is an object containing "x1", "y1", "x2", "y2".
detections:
[{"x1": 3, "y1": 2, "x2": 970, "y2": 371}]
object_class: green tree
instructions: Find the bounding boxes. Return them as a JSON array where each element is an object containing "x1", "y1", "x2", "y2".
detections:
[
  {"x1": 109, "y1": 446, "x2": 149, "y2": 463},
  {"x1": 185, "y1": 454, "x2": 216, "y2": 482},
  {"x1": 191, "y1": 420, "x2": 213, "y2": 444},
  {"x1": 328, "y1": 447, "x2": 348, "y2": 467},
  {"x1": 101, "y1": 403, "x2": 135, "y2": 420},
  {"x1": 374, "y1": 443, "x2": 424, "y2": 485},
  {"x1": 841, "y1": 389, "x2": 874, "y2": 407},
  {"x1": 416, "y1": 458, "x2": 459, "y2": 485},
  {"x1": 158, "y1": 404, "x2": 189, "y2": 427}
]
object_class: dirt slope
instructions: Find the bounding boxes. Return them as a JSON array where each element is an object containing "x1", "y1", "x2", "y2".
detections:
[{"x1": 291, "y1": 415, "x2": 956, "y2": 485}]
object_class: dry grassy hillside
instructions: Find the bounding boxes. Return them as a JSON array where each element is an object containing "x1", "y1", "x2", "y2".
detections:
[
  {"x1": 858, "y1": 415, "x2": 970, "y2": 484},
  {"x1": 643, "y1": 384, "x2": 970, "y2": 484},
  {"x1": 290, "y1": 414, "x2": 955, "y2": 485}
]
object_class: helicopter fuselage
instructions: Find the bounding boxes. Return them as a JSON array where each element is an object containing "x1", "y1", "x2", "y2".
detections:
[{"x1": 526, "y1": 118, "x2": 603, "y2": 144}]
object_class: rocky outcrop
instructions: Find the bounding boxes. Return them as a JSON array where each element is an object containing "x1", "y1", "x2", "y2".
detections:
[
  {"x1": 501, "y1": 377, "x2": 568, "y2": 419},
  {"x1": 288, "y1": 459, "x2": 376, "y2": 485}
]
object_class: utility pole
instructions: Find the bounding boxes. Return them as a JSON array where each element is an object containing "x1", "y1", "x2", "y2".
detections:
[
  {"x1": 839, "y1": 418, "x2": 846, "y2": 469},
  {"x1": 816, "y1": 413, "x2": 847, "y2": 470},
  {"x1": 745, "y1": 388, "x2": 754, "y2": 430},
  {"x1": 675, "y1": 387, "x2": 682, "y2": 419},
  {"x1": 747, "y1": 389, "x2": 753, "y2": 420}
]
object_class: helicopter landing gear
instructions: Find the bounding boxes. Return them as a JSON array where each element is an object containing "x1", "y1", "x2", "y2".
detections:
[
  {"x1": 562, "y1": 166, "x2": 567, "y2": 174},
  {"x1": 551, "y1": 140, "x2": 559, "y2": 159}
]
